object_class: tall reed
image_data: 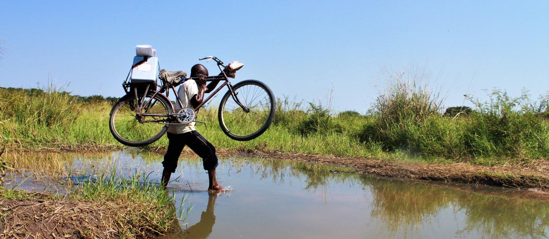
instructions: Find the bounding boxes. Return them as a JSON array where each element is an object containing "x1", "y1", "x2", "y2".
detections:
[{"x1": 0, "y1": 86, "x2": 79, "y2": 127}]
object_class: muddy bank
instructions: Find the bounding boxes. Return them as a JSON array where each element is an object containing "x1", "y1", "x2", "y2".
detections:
[
  {"x1": 0, "y1": 194, "x2": 176, "y2": 238},
  {"x1": 225, "y1": 149, "x2": 549, "y2": 191},
  {"x1": 0, "y1": 191, "x2": 180, "y2": 238}
]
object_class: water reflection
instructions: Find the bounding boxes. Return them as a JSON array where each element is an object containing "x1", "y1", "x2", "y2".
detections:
[
  {"x1": 370, "y1": 181, "x2": 456, "y2": 235},
  {"x1": 2, "y1": 151, "x2": 549, "y2": 239},
  {"x1": 233, "y1": 159, "x2": 549, "y2": 238},
  {"x1": 457, "y1": 190, "x2": 549, "y2": 238},
  {"x1": 368, "y1": 180, "x2": 549, "y2": 238},
  {"x1": 181, "y1": 193, "x2": 218, "y2": 239}
]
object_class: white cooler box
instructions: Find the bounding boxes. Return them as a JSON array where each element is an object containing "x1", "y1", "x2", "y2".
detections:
[{"x1": 131, "y1": 45, "x2": 159, "y2": 83}]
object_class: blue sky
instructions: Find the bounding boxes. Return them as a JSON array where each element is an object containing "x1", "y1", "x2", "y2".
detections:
[{"x1": 1, "y1": 1, "x2": 548, "y2": 113}]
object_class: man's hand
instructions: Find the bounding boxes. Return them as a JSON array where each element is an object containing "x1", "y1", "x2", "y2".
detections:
[
  {"x1": 224, "y1": 61, "x2": 244, "y2": 79},
  {"x1": 224, "y1": 68, "x2": 236, "y2": 78},
  {"x1": 196, "y1": 77, "x2": 208, "y2": 91},
  {"x1": 191, "y1": 74, "x2": 208, "y2": 108},
  {"x1": 195, "y1": 73, "x2": 208, "y2": 91}
]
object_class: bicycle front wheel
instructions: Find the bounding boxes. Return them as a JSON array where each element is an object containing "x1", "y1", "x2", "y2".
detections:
[
  {"x1": 218, "y1": 80, "x2": 276, "y2": 141},
  {"x1": 109, "y1": 93, "x2": 171, "y2": 147}
]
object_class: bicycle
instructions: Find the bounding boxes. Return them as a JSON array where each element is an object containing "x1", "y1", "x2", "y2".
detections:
[{"x1": 109, "y1": 55, "x2": 276, "y2": 147}]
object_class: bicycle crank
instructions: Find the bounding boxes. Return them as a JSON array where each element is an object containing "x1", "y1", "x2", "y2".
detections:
[{"x1": 175, "y1": 108, "x2": 196, "y2": 124}]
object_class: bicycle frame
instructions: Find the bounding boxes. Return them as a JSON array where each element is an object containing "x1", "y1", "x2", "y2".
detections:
[
  {"x1": 110, "y1": 55, "x2": 275, "y2": 146},
  {"x1": 194, "y1": 76, "x2": 248, "y2": 112},
  {"x1": 121, "y1": 61, "x2": 249, "y2": 122}
]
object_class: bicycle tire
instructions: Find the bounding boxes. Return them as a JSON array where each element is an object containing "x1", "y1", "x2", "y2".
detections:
[
  {"x1": 109, "y1": 93, "x2": 171, "y2": 147},
  {"x1": 218, "y1": 80, "x2": 276, "y2": 141}
]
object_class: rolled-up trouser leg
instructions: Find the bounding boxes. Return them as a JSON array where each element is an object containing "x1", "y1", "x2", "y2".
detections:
[
  {"x1": 185, "y1": 131, "x2": 219, "y2": 171},
  {"x1": 162, "y1": 133, "x2": 186, "y2": 173}
]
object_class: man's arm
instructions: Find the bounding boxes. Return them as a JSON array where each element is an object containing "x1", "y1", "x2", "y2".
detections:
[
  {"x1": 205, "y1": 79, "x2": 220, "y2": 93},
  {"x1": 190, "y1": 80, "x2": 206, "y2": 109},
  {"x1": 204, "y1": 71, "x2": 228, "y2": 93},
  {"x1": 191, "y1": 66, "x2": 237, "y2": 107},
  {"x1": 191, "y1": 72, "x2": 226, "y2": 107}
]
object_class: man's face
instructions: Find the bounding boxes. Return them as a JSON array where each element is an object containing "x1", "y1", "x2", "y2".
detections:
[{"x1": 197, "y1": 69, "x2": 208, "y2": 80}]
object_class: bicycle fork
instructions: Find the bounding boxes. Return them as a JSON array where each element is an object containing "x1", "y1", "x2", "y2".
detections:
[{"x1": 226, "y1": 83, "x2": 250, "y2": 113}]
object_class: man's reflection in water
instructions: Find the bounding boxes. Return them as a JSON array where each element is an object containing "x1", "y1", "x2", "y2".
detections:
[{"x1": 183, "y1": 193, "x2": 218, "y2": 239}]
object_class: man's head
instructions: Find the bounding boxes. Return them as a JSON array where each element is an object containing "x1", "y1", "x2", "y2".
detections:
[{"x1": 190, "y1": 64, "x2": 209, "y2": 78}]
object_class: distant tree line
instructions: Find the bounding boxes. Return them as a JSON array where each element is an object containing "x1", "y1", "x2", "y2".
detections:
[
  {"x1": 0, "y1": 87, "x2": 118, "y2": 105},
  {"x1": 72, "y1": 94, "x2": 119, "y2": 105}
]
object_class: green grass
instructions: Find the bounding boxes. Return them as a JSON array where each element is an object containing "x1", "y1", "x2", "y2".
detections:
[
  {"x1": 0, "y1": 187, "x2": 38, "y2": 200},
  {"x1": 0, "y1": 158, "x2": 185, "y2": 237},
  {"x1": 68, "y1": 170, "x2": 179, "y2": 233},
  {"x1": 1, "y1": 82, "x2": 549, "y2": 166}
]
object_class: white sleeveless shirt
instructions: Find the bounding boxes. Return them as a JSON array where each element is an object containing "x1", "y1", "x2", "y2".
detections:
[{"x1": 167, "y1": 79, "x2": 198, "y2": 134}]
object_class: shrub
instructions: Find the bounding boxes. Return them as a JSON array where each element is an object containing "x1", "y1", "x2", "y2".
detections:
[
  {"x1": 463, "y1": 89, "x2": 549, "y2": 160},
  {"x1": 444, "y1": 106, "x2": 472, "y2": 118},
  {"x1": 297, "y1": 102, "x2": 342, "y2": 136},
  {"x1": 360, "y1": 69, "x2": 444, "y2": 152},
  {"x1": 273, "y1": 96, "x2": 307, "y2": 129},
  {"x1": 337, "y1": 111, "x2": 363, "y2": 119}
]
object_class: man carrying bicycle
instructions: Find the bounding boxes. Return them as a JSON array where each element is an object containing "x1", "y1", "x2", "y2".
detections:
[{"x1": 161, "y1": 64, "x2": 223, "y2": 191}]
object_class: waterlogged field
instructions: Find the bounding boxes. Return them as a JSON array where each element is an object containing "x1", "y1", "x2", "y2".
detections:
[{"x1": 3, "y1": 151, "x2": 549, "y2": 239}]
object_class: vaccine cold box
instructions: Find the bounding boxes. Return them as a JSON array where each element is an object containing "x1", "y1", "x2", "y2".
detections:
[{"x1": 131, "y1": 56, "x2": 159, "y2": 83}]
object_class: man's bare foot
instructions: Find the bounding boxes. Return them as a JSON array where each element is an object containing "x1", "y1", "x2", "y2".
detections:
[{"x1": 208, "y1": 185, "x2": 224, "y2": 192}]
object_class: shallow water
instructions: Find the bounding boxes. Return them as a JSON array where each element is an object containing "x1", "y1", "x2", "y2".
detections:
[{"x1": 4, "y1": 151, "x2": 549, "y2": 239}]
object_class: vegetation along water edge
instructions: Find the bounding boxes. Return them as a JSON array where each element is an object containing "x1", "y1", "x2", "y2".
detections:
[{"x1": 1, "y1": 80, "x2": 549, "y2": 191}]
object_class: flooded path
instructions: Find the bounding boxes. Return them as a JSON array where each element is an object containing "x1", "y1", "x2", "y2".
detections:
[{"x1": 3, "y1": 151, "x2": 549, "y2": 239}]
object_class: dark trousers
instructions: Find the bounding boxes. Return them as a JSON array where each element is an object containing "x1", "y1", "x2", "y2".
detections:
[{"x1": 163, "y1": 131, "x2": 219, "y2": 172}]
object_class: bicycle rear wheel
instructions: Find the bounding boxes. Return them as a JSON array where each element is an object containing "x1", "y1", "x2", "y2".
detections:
[
  {"x1": 218, "y1": 80, "x2": 276, "y2": 141},
  {"x1": 109, "y1": 93, "x2": 171, "y2": 147}
]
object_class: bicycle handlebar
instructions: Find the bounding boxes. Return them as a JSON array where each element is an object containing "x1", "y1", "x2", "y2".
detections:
[
  {"x1": 199, "y1": 56, "x2": 224, "y2": 66},
  {"x1": 199, "y1": 56, "x2": 213, "y2": 61}
]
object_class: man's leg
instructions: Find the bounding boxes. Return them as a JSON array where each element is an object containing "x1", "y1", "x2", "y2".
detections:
[
  {"x1": 185, "y1": 131, "x2": 223, "y2": 191},
  {"x1": 208, "y1": 169, "x2": 223, "y2": 191},
  {"x1": 162, "y1": 133, "x2": 186, "y2": 189},
  {"x1": 161, "y1": 169, "x2": 171, "y2": 189}
]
